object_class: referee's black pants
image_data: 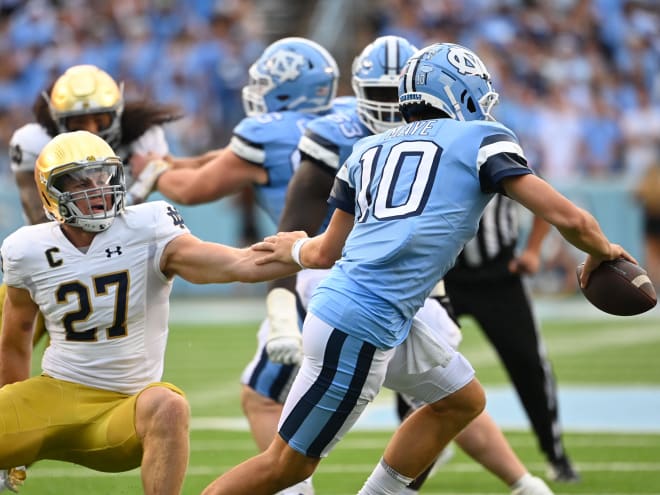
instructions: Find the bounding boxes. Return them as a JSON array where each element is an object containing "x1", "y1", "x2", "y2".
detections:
[{"x1": 445, "y1": 268, "x2": 568, "y2": 464}]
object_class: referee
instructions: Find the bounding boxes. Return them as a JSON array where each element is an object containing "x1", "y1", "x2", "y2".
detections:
[{"x1": 444, "y1": 194, "x2": 580, "y2": 483}]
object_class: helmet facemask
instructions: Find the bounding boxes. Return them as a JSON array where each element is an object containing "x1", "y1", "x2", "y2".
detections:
[
  {"x1": 352, "y1": 36, "x2": 418, "y2": 133},
  {"x1": 354, "y1": 82, "x2": 402, "y2": 133},
  {"x1": 44, "y1": 159, "x2": 125, "y2": 233},
  {"x1": 241, "y1": 66, "x2": 276, "y2": 116},
  {"x1": 44, "y1": 65, "x2": 125, "y2": 147}
]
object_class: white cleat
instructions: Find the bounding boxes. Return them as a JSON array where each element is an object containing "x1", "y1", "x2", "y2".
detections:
[{"x1": 511, "y1": 474, "x2": 554, "y2": 495}]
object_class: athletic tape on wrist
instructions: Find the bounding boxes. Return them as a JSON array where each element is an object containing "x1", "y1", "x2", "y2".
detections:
[{"x1": 291, "y1": 237, "x2": 311, "y2": 268}]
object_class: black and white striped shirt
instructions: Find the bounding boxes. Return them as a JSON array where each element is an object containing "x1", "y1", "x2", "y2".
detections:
[{"x1": 455, "y1": 194, "x2": 519, "y2": 269}]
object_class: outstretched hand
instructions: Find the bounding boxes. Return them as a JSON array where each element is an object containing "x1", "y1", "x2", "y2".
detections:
[
  {"x1": 508, "y1": 249, "x2": 541, "y2": 275},
  {"x1": 579, "y1": 244, "x2": 637, "y2": 288},
  {"x1": 251, "y1": 231, "x2": 308, "y2": 265}
]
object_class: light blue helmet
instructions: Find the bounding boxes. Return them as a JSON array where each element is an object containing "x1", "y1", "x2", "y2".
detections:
[
  {"x1": 242, "y1": 37, "x2": 339, "y2": 116},
  {"x1": 399, "y1": 43, "x2": 499, "y2": 122},
  {"x1": 351, "y1": 35, "x2": 418, "y2": 133}
]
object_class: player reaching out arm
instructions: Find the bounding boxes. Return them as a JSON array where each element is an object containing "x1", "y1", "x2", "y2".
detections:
[
  {"x1": 1, "y1": 65, "x2": 183, "y2": 382},
  {"x1": 0, "y1": 131, "x2": 296, "y2": 495}
]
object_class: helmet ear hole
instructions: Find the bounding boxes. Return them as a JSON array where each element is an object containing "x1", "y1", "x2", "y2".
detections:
[
  {"x1": 466, "y1": 97, "x2": 476, "y2": 113},
  {"x1": 398, "y1": 43, "x2": 499, "y2": 122}
]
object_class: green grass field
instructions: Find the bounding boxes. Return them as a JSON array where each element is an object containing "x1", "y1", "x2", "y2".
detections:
[{"x1": 20, "y1": 300, "x2": 660, "y2": 494}]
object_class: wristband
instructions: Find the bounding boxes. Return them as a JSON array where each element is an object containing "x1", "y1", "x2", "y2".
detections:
[{"x1": 291, "y1": 237, "x2": 311, "y2": 268}]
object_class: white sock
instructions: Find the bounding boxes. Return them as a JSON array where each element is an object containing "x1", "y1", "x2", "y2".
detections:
[
  {"x1": 510, "y1": 472, "x2": 532, "y2": 490},
  {"x1": 357, "y1": 458, "x2": 414, "y2": 495},
  {"x1": 400, "y1": 488, "x2": 419, "y2": 495},
  {"x1": 276, "y1": 476, "x2": 314, "y2": 495}
]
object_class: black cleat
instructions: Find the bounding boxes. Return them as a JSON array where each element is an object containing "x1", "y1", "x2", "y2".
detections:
[{"x1": 547, "y1": 457, "x2": 581, "y2": 483}]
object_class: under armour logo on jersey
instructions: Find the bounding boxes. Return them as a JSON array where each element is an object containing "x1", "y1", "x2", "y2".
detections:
[
  {"x1": 447, "y1": 46, "x2": 490, "y2": 79},
  {"x1": 105, "y1": 246, "x2": 123, "y2": 257},
  {"x1": 265, "y1": 49, "x2": 305, "y2": 82},
  {"x1": 166, "y1": 206, "x2": 186, "y2": 229}
]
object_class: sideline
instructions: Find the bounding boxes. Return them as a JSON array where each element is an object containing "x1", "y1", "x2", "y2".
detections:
[{"x1": 169, "y1": 294, "x2": 660, "y2": 325}]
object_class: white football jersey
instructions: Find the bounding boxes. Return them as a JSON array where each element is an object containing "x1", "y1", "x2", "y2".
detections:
[
  {"x1": 8, "y1": 123, "x2": 51, "y2": 175},
  {"x1": 1, "y1": 201, "x2": 189, "y2": 394},
  {"x1": 9, "y1": 123, "x2": 169, "y2": 188}
]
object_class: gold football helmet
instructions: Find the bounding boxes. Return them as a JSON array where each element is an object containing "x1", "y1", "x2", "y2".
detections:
[
  {"x1": 44, "y1": 65, "x2": 124, "y2": 147},
  {"x1": 35, "y1": 131, "x2": 125, "y2": 232}
]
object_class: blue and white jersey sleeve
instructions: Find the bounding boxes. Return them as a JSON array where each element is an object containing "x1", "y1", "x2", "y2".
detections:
[
  {"x1": 470, "y1": 122, "x2": 532, "y2": 193},
  {"x1": 328, "y1": 162, "x2": 356, "y2": 215},
  {"x1": 298, "y1": 97, "x2": 369, "y2": 172},
  {"x1": 230, "y1": 112, "x2": 314, "y2": 224}
]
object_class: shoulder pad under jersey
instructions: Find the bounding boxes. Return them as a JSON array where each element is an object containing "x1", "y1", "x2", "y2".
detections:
[{"x1": 9, "y1": 123, "x2": 52, "y2": 174}]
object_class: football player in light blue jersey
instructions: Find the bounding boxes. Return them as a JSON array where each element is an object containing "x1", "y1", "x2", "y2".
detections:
[
  {"x1": 136, "y1": 37, "x2": 344, "y2": 495},
  {"x1": 264, "y1": 36, "x2": 555, "y2": 495},
  {"x1": 203, "y1": 42, "x2": 635, "y2": 495}
]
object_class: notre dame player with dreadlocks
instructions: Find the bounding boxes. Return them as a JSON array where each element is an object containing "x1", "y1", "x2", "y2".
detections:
[{"x1": 2, "y1": 64, "x2": 183, "y2": 357}]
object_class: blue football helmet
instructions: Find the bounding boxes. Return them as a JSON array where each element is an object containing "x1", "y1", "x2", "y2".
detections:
[
  {"x1": 242, "y1": 37, "x2": 339, "y2": 116},
  {"x1": 399, "y1": 43, "x2": 499, "y2": 122},
  {"x1": 352, "y1": 36, "x2": 418, "y2": 133}
]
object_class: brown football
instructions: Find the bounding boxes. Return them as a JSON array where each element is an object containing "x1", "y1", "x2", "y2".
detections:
[{"x1": 576, "y1": 259, "x2": 657, "y2": 316}]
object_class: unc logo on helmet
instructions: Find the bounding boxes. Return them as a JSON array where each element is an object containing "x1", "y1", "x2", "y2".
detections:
[
  {"x1": 399, "y1": 42, "x2": 499, "y2": 122},
  {"x1": 242, "y1": 37, "x2": 339, "y2": 116},
  {"x1": 264, "y1": 50, "x2": 305, "y2": 83},
  {"x1": 446, "y1": 45, "x2": 491, "y2": 79}
]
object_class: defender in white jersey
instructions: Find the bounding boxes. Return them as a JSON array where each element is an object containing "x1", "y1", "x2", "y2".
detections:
[
  {"x1": 202, "y1": 43, "x2": 635, "y2": 495},
  {"x1": 132, "y1": 37, "x2": 342, "y2": 495},
  {"x1": 1, "y1": 64, "x2": 182, "y2": 362},
  {"x1": 9, "y1": 64, "x2": 182, "y2": 225},
  {"x1": 0, "y1": 132, "x2": 296, "y2": 495}
]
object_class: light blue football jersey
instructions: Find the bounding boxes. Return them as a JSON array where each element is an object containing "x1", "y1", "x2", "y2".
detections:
[
  {"x1": 309, "y1": 118, "x2": 533, "y2": 349},
  {"x1": 298, "y1": 97, "x2": 369, "y2": 233},
  {"x1": 300, "y1": 97, "x2": 370, "y2": 172},
  {"x1": 231, "y1": 98, "x2": 356, "y2": 226}
]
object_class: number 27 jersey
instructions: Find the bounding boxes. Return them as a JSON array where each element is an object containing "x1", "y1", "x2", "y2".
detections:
[{"x1": 0, "y1": 201, "x2": 189, "y2": 394}]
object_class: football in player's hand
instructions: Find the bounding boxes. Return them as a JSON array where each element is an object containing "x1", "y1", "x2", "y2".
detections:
[{"x1": 576, "y1": 259, "x2": 657, "y2": 316}]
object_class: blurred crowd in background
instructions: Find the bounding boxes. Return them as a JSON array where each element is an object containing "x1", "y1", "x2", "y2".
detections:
[
  {"x1": 0, "y1": 0, "x2": 658, "y2": 290},
  {"x1": 0, "y1": 0, "x2": 657, "y2": 180}
]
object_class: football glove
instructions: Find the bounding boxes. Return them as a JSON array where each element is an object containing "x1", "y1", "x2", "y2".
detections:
[
  {"x1": 265, "y1": 288, "x2": 302, "y2": 365},
  {"x1": 0, "y1": 466, "x2": 26, "y2": 493},
  {"x1": 126, "y1": 158, "x2": 170, "y2": 205}
]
